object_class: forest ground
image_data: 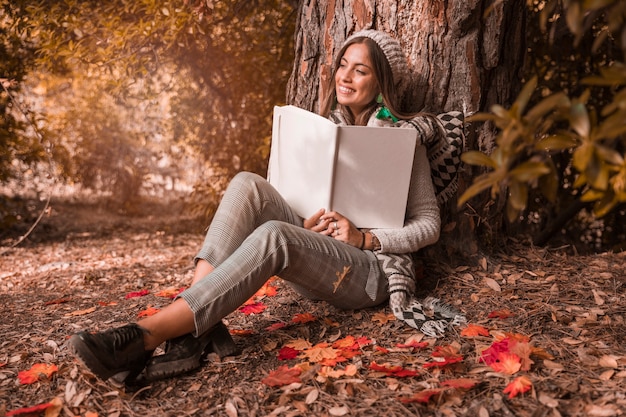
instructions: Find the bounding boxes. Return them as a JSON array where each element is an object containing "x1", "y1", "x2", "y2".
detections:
[{"x1": 0, "y1": 197, "x2": 625, "y2": 417}]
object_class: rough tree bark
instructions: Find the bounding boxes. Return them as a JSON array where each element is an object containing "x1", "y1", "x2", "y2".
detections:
[{"x1": 286, "y1": 0, "x2": 527, "y2": 256}]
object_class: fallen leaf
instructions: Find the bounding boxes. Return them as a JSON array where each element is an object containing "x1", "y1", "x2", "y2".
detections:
[
  {"x1": 371, "y1": 312, "x2": 395, "y2": 325},
  {"x1": 488, "y1": 309, "x2": 515, "y2": 319},
  {"x1": 125, "y1": 289, "x2": 149, "y2": 299},
  {"x1": 460, "y1": 324, "x2": 490, "y2": 338},
  {"x1": 17, "y1": 363, "x2": 58, "y2": 384},
  {"x1": 483, "y1": 277, "x2": 501, "y2": 292},
  {"x1": 503, "y1": 375, "x2": 532, "y2": 398},
  {"x1": 154, "y1": 287, "x2": 186, "y2": 298},
  {"x1": 265, "y1": 322, "x2": 287, "y2": 332},
  {"x1": 489, "y1": 352, "x2": 522, "y2": 375},
  {"x1": 261, "y1": 365, "x2": 301, "y2": 386},
  {"x1": 292, "y1": 313, "x2": 316, "y2": 324},
  {"x1": 137, "y1": 306, "x2": 160, "y2": 318},
  {"x1": 238, "y1": 302, "x2": 266, "y2": 315},
  {"x1": 301, "y1": 343, "x2": 337, "y2": 363},
  {"x1": 277, "y1": 346, "x2": 299, "y2": 361},
  {"x1": 369, "y1": 362, "x2": 418, "y2": 377},
  {"x1": 398, "y1": 388, "x2": 444, "y2": 404},
  {"x1": 66, "y1": 306, "x2": 97, "y2": 317},
  {"x1": 440, "y1": 378, "x2": 479, "y2": 390}
]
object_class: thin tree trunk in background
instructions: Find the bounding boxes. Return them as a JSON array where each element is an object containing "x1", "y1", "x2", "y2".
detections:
[{"x1": 287, "y1": 0, "x2": 527, "y2": 256}]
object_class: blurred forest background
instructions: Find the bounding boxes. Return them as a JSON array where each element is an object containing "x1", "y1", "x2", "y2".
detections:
[{"x1": 1, "y1": 0, "x2": 625, "y2": 254}]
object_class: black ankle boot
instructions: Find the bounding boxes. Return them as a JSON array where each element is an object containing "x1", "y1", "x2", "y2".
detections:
[
  {"x1": 145, "y1": 321, "x2": 239, "y2": 381},
  {"x1": 70, "y1": 323, "x2": 154, "y2": 382}
]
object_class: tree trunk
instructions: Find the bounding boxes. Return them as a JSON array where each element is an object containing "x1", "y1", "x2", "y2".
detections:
[{"x1": 287, "y1": 0, "x2": 527, "y2": 257}]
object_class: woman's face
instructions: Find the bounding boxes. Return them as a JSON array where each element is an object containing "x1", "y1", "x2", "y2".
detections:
[{"x1": 335, "y1": 43, "x2": 379, "y2": 118}]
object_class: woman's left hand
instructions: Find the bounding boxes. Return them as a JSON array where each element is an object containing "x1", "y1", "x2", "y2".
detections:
[{"x1": 320, "y1": 211, "x2": 363, "y2": 248}]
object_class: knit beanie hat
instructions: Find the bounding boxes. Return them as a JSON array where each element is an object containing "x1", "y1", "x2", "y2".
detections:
[{"x1": 344, "y1": 29, "x2": 409, "y2": 90}]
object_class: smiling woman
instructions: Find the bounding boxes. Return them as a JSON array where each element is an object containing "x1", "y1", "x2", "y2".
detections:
[{"x1": 334, "y1": 43, "x2": 379, "y2": 119}]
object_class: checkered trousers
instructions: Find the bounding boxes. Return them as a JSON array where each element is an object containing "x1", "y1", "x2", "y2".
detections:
[{"x1": 180, "y1": 172, "x2": 388, "y2": 336}]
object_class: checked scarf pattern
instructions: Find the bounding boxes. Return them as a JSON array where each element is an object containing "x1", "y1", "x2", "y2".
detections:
[
  {"x1": 384, "y1": 111, "x2": 467, "y2": 337},
  {"x1": 382, "y1": 253, "x2": 466, "y2": 338}
]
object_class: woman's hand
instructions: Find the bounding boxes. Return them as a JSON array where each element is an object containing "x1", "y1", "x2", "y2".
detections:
[{"x1": 305, "y1": 210, "x2": 363, "y2": 248}]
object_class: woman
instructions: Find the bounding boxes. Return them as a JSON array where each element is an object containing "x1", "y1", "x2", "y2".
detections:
[{"x1": 69, "y1": 30, "x2": 461, "y2": 384}]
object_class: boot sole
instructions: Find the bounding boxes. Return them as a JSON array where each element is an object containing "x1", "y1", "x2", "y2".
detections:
[{"x1": 69, "y1": 333, "x2": 117, "y2": 380}]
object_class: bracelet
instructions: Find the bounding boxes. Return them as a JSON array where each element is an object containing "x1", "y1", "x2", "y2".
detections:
[{"x1": 359, "y1": 231, "x2": 365, "y2": 250}]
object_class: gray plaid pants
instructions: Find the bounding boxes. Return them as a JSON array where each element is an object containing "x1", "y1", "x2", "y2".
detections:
[{"x1": 180, "y1": 172, "x2": 388, "y2": 335}]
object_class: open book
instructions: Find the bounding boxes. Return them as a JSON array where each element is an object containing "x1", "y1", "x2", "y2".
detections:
[{"x1": 267, "y1": 105, "x2": 417, "y2": 228}]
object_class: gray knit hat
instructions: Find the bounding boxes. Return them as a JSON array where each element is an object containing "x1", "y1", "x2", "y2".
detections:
[{"x1": 344, "y1": 29, "x2": 409, "y2": 89}]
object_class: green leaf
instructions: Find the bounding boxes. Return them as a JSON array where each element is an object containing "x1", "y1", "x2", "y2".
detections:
[
  {"x1": 508, "y1": 180, "x2": 528, "y2": 211},
  {"x1": 525, "y1": 92, "x2": 570, "y2": 122},
  {"x1": 457, "y1": 175, "x2": 499, "y2": 207},
  {"x1": 511, "y1": 76, "x2": 538, "y2": 119}
]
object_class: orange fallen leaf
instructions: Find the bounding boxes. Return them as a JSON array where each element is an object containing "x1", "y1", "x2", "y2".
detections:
[
  {"x1": 137, "y1": 306, "x2": 160, "y2": 318},
  {"x1": 371, "y1": 311, "x2": 396, "y2": 325},
  {"x1": 301, "y1": 343, "x2": 337, "y2": 363},
  {"x1": 254, "y1": 281, "x2": 279, "y2": 298},
  {"x1": 460, "y1": 324, "x2": 490, "y2": 338},
  {"x1": 261, "y1": 365, "x2": 301, "y2": 386},
  {"x1": 489, "y1": 352, "x2": 522, "y2": 375},
  {"x1": 423, "y1": 356, "x2": 463, "y2": 368},
  {"x1": 154, "y1": 287, "x2": 186, "y2": 298},
  {"x1": 503, "y1": 375, "x2": 532, "y2": 398},
  {"x1": 398, "y1": 388, "x2": 444, "y2": 404},
  {"x1": 265, "y1": 322, "x2": 287, "y2": 331},
  {"x1": 229, "y1": 328, "x2": 255, "y2": 336},
  {"x1": 292, "y1": 313, "x2": 316, "y2": 324},
  {"x1": 18, "y1": 363, "x2": 58, "y2": 384},
  {"x1": 396, "y1": 340, "x2": 429, "y2": 350},
  {"x1": 66, "y1": 306, "x2": 97, "y2": 317},
  {"x1": 440, "y1": 378, "x2": 479, "y2": 390},
  {"x1": 488, "y1": 309, "x2": 515, "y2": 319}
]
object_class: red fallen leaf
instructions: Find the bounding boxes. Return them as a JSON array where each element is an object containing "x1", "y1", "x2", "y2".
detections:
[
  {"x1": 398, "y1": 388, "x2": 444, "y2": 404},
  {"x1": 355, "y1": 336, "x2": 373, "y2": 347},
  {"x1": 423, "y1": 356, "x2": 464, "y2": 368},
  {"x1": 460, "y1": 324, "x2": 490, "y2": 338},
  {"x1": 488, "y1": 309, "x2": 515, "y2": 319},
  {"x1": 261, "y1": 365, "x2": 302, "y2": 386},
  {"x1": 44, "y1": 298, "x2": 71, "y2": 305},
  {"x1": 396, "y1": 340, "x2": 429, "y2": 350},
  {"x1": 292, "y1": 313, "x2": 316, "y2": 324},
  {"x1": 6, "y1": 402, "x2": 54, "y2": 416},
  {"x1": 480, "y1": 338, "x2": 512, "y2": 365},
  {"x1": 503, "y1": 375, "x2": 532, "y2": 398},
  {"x1": 239, "y1": 302, "x2": 266, "y2": 315},
  {"x1": 154, "y1": 287, "x2": 186, "y2": 298},
  {"x1": 137, "y1": 306, "x2": 160, "y2": 318},
  {"x1": 97, "y1": 301, "x2": 118, "y2": 306},
  {"x1": 18, "y1": 363, "x2": 58, "y2": 384},
  {"x1": 441, "y1": 378, "x2": 479, "y2": 390},
  {"x1": 0, "y1": 363, "x2": 6, "y2": 368},
  {"x1": 277, "y1": 346, "x2": 299, "y2": 361},
  {"x1": 125, "y1": 289, "x2": 150, "y2": 299},
  {"x1": 375, "y1": 346, "x2": 390, "y2": 354},
  {"x1": 265, "y1": 322, "x2": 287, "y2": 332},
  {"x1": 369, "y1": 362, "x2": 418, "y2": 377}
]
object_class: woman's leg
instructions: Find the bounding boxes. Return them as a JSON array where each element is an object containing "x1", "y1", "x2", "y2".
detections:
[{"x1": 181, "y1": 220, "x2": 388, "y2": 337}]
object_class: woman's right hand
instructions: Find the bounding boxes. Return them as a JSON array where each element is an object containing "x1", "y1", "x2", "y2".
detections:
[{"x1": 303, "y1": 208, "x2": 330, "y2": 233}]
